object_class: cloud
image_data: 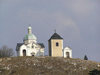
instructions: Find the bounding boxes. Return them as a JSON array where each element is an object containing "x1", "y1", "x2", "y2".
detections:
[
  {"x1": 59, "y1": 0, "x2": 97, "y2": 18},
  {"x1": 18, "y1": 9, "x2": 79, "y2": 29},
  {"x1": 17, "y1": 9, "x2": 81, "y2": 42}
]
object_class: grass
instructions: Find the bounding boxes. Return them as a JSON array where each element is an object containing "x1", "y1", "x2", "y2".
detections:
[{"x1": 0, "y1": 56, "x2": 100, "y2": 75}]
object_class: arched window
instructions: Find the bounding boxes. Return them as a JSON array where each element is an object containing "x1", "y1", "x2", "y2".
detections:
[
  {"x1": 66, "y1": 52, "x2": 70, "y2": 58},
  {"x1": 23, "y1": 50, "x2": 26, "y2": 56},
  {"x1": 56, "y1": 42, "x2": 59, "y2": 46}
]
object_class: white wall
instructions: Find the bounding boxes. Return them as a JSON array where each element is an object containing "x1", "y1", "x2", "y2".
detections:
[
  {"x1": 17, "y1": 43, "x2": 44, "y2": 56},
  {"x1": 63, "y1": 47, "x2": 72, "y2": 58}
]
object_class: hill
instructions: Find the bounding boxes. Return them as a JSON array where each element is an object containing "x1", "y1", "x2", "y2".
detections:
[{"x1": 0, "y1": 57, "x2": 100, "y2": 75}]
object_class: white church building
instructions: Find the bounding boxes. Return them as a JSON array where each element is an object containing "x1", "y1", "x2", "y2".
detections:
[
  {"x1": 16, "y1": 26, "x2": 45, "y2": 56},
  {"x1": 16, "y1": 26, "x2": 72, "y2": 58}
]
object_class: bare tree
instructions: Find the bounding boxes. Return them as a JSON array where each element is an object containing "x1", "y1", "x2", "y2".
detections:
[{"x1": 0, "y1": 45, "x2": 14, "y2": 57}]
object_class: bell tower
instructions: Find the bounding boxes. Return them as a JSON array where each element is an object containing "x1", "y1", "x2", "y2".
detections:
[{"x1": 48, "y1": 32, "x2": 63, "y2": 57}]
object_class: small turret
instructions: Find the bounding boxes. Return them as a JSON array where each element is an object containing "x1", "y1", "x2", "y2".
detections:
[{"x1": 28, "y1": 26, "x2": 32, "y2": 34}]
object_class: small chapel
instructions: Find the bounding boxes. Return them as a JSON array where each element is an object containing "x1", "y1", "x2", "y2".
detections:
[
  {"x1": 16, "y1": 26, "x2": 45, "y2": 56},
  {"x1": 48, "y1": 32, "x2": 72, "y2": 58}
]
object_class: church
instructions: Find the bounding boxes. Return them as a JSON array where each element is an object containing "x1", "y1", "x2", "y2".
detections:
[
  {"x1": 48, "y1": 32, "x2": 72, "y2": 58},
  {"x1": 16, "y1": 26, "x2": 45, "y2": 56},
  {"x1": 16, "y1": 26, "x2": 72, "y2": 58}
]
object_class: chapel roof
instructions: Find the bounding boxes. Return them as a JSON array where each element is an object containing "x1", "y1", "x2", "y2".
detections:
[
  {"x1": 23, "y1": 34, "x2": 37, "y2": 41},
  {"x1": 49, "y1": 32, "x2": 63, "y2": 40},
  {"x1": 64, "y1": 47, "x2": 72, "y2": 50},
  {"x1": 16, "y1": 43, "x2": 23, "y2": 51},
  {"x1": 38, "y1": 43, "x2": 45, "y2": 48},
  {"x1": 23, "y1": 26, "x2": 37, "y2": 41}
]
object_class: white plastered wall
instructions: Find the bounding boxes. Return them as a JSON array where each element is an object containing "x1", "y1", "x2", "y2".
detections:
[
  {"x1": 18, "y1": 43, "x2": 44, "y2": 56},
  {"x1": 19, "y1": 44, "x2": 27, "y2": 56},
  {"x1": 63, "y1": 47, "x2": 72, "y2": 58}
]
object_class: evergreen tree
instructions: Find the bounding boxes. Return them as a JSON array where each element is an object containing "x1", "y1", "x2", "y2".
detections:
[{"x1": 84, "y1": 55, "x2": 88, "y2": 60}]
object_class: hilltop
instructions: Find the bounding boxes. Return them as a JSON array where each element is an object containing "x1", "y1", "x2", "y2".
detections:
[{"x1": 0, "y1": 57, "x2": 100, "y2": 75}]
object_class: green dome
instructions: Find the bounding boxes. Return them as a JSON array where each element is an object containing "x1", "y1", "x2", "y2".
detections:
[{"x1": 24, "y1": 34, "x2": 37, "y2": 40}]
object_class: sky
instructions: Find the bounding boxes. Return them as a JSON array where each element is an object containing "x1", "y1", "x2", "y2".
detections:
[{"x1": 0, "y1": 0, "x2": 100, "y2": 62}]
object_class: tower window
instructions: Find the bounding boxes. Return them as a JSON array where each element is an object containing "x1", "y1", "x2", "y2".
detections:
[{"x1": 56, "y1": 42, "x2": 59, "y2": 46}]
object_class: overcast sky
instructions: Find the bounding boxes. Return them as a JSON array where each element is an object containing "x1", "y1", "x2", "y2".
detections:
[{"x1": 0, "y1": 0, "x2": 100, "y2": 62}]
